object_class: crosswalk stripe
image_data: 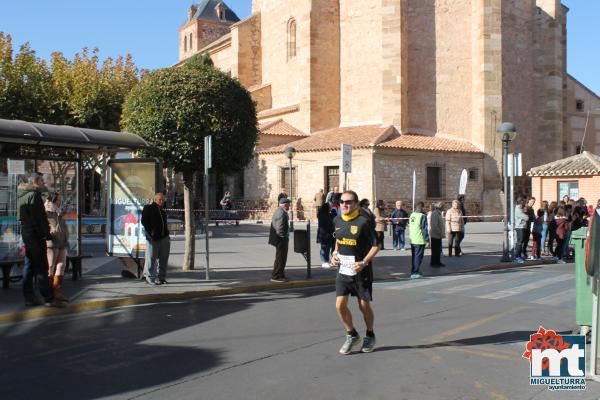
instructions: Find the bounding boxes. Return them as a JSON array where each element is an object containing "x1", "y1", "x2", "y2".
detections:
[
  {"x1": 531, "y1": 288, "x2": 576, "y2": 306},
  {"x1": 476, "y1": 274, "x2": 572, "y2": 300},
  {"x1": 432, "y1": 276, "x2": 509, "y2": 294},
  {"x1": 383, "y1": 274, "x2": 479, "y2": 290}
]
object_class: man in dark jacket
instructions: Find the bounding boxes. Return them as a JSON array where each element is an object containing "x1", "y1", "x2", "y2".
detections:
[
  {"x1": 268, "y1": 197, "x2": 290, "y2": 282},
  {"x1": 390, "y1": 201, "x2": 408, "y2": 250},
  {"x1": 17, "y1": 172, "x2": 61, "y2": 307},
  {"x1": 142, "y1": 193, "x2": 170, "y2": 285}
]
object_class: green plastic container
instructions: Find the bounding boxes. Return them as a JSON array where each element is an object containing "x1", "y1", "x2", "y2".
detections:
[{"x1": 570, "y1": 227, "x2": 593, "y2": 327}]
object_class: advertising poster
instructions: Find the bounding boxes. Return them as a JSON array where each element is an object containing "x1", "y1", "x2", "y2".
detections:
[{"x1": 108, "y1": 161, "x2": 158, "y2": 257}]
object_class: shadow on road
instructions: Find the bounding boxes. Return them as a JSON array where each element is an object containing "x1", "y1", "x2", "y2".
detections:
[
  {"x1": 374, "y1": 330, "x2": 571, "y2": 353},
  {"x1": 0, "y1": 285, "x2": 333, "y2": 400}
]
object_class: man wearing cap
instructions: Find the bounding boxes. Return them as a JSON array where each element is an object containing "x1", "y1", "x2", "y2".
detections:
[{"x1": 268, "y1": 197, "x2": 291, "y2": 282}]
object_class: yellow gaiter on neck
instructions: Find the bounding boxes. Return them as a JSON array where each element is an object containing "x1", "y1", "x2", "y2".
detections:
[{"x1": 341, "y1": 208, "x2": 360, "y2": 222}]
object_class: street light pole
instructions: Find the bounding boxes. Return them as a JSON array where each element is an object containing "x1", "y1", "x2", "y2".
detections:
[
  {"x1": 284, "y1": 147, "x2": 296, "y2": 231},
  {"x1": 497, "y1": 122, "x2": 516, "y2": 262}
]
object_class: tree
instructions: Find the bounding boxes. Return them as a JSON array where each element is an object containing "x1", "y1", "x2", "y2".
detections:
[
  {"x1": 0, "y1": 33, "x2": 56, "y2": 123},
  {"x1": 121, "y1": 65, "x2": 258, "y2": 270},
  {"x1": 185, "y1": 52, "x2": 214, "y2": 69}
]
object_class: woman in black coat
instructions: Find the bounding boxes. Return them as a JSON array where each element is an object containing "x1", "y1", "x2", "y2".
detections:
[{"x1": 317, "y1": 203, "x2": 335, "y2": 268}]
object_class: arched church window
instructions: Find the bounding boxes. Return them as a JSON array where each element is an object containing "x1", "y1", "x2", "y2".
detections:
[
  {"x1": 287, "y1": 18, "x2": 297, "y2": 60},
  {"x1": 184, "y1": 35, "x2": 187, "y2": 52},
  {"x1": 190, "y1": 33, "x2": 193, "y2": 51}
]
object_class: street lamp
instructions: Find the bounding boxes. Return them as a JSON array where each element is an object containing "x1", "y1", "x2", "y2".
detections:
[
  {"x1": 497, "y1": 122, "x2": 517, "y2": 262},
  {"x1": 284, "y1": 146, "x2": 296, "y2": 231}
]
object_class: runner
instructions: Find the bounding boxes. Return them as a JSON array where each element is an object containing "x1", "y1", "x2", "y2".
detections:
[{"x1": 330, "y1": 190, "x2": 380, "y2": 354}]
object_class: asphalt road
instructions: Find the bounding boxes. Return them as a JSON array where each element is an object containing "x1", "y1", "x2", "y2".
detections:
[{"x1": 1, "y1": 264, "x2": 599, "y2": 400}]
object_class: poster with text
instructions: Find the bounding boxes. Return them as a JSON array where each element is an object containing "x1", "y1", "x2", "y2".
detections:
[{"x1": 108, "y1": 161, "x2": 158, "y2": 257}]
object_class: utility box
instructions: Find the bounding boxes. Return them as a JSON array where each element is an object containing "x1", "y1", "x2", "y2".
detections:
[{"x1": 570, "y1": 227, "x2": 593, "y2": 327}]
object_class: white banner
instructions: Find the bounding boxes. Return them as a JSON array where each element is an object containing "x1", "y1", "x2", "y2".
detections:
[{"x1": 459, "y1": 169, "x2": 468, "y2": 195}]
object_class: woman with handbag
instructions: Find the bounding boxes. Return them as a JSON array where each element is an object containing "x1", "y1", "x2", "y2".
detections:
[{"x1": 45, "y1": 192, "x2": 69, "y2": 302}]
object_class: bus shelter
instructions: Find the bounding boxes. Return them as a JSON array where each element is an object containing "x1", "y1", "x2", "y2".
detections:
[{"x1": 0, "y1": 118, "x2": 150, "y2": 265}]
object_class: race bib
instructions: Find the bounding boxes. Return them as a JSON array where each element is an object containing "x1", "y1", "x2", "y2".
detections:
[{"x1": 338, "y1": 254, "x2": 356, "y2": 276}]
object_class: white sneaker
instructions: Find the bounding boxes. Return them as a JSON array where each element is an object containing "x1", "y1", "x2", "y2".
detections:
[{"x1": 321, "y1": 262, "x2": 331, "y2": 269}]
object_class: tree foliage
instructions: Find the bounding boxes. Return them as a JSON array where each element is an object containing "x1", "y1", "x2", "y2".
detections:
[
  {"x1": 0, "y1": 33, "x2": 140, "y2": 130},
  {"x1": 185, "y1": 52, "x2": 214, "y2": 70},
  {"x1": 120, "y1": 64, "x2": 258, "y2": 175}
]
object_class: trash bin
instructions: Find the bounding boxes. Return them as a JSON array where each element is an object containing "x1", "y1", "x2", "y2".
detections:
[
  {"x1": 570, "y1": 227, "x2": 593, "y2": 328},
  {"x1": 294, "y1": 228, "x2": 309, "y2": 254}
]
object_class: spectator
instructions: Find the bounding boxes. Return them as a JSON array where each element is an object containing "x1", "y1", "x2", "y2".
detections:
[
  {"x1": 359, "y1": 199, "x2": 376, "y2": 230},
  {"x1": 314, "y1": 189, "x2": 326, "y2": 209},
  {"x1": 457, "y1": 195, "x2": 468, "y2": 226},
  {"x1": 277, "y1": 188, "x2": 288, "y2": 202},
  {"x1": 330, "y1": 197, "x2": 341, "y2": 217},
  {"x1": 317, "y1": 203, "x2": 335, "y2": 268},
  {"x1": 524, "y1": 197, "x2": 536, "y2": 258},
  {"x1": 390, "y1": 200, "x2": 408, "y2": 251},
  {"x1": 547, "y1": 201, "x2": 558, "y2": 255},
  {"x1": 220, "y1": 191, "x2": 233, "y2": 210},
  {"x1": 18, "y1": 172, "x2": 63, "y2": 307},
  {"x1": 45, "y1": 192, "x2": 69, "y2": 302},
  {"x1": 326, "y1": 186, "x2": 338, "y2": 205},
  {"x1": 531, "y1": 208, "x2": 544, "y2": 260},
  {"x1": 296, "y1": 197, "x2": 305, "y2": 221},
  {"x1": 268, "y1": 197, "x2": 291, "y2": 282},
  {"x1": 373, "y1": 200, "x2": 387, "y2": 250},
  {"x1": 554, "y1": 207, "x2": 570, "y2": 264},
  {"x1": 142, "y1": 193, "x2": 171, "y2": 285},
  {"x1": 429, "y1": 202, "x2": 446, "y2": 267},
  {"x1": 540, "y1": 200, "x2": 550, "y2": 256},
  {"x1": 445, "y1": 199, "x2": 465, "y2": 257},
  {"x1": 513, "y1": 197, "x2": 529, "y2": 263},
  {"x1": 409, "y1": 201, "x2": 429, "y2": 279}
]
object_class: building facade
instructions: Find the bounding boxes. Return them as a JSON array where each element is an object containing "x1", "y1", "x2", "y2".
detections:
[{"x1": 179, "y1": 0, "x2": 600, "y2": 216}]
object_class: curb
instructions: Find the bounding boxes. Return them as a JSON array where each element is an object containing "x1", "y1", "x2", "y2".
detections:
[
  {"x1": 0, "y1": 278, "x2": 336, "y2": 324},
  {"x1": 0, "y1": 259, "x2": 557, "y2": 324}
]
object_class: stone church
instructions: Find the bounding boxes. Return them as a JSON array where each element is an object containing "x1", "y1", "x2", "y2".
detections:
[{"x1": 178, "y1": 0, "x2": 600, "y2": 216}]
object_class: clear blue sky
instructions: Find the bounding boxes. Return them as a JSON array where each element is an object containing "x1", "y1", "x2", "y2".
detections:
[{"x1": 0, "y1": 0, "x2": 598, "y2": 94}]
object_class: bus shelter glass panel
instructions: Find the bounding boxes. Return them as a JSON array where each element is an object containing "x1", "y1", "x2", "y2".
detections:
[{"x1": 0, "y1": 158, "x2": 79, "y2": 259}]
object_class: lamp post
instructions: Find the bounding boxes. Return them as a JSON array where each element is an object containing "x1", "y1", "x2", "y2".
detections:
[
  {"x1": 497, "y1": 122, "x2": 517, "y2": 262},
  {"x1": 284, "y1": 146, "x2": 296, "y2": 231}
]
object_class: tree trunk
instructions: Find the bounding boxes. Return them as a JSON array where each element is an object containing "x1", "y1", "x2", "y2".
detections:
[{"x1": 183, "y1": 170, "x2": 195, "y2": 270}]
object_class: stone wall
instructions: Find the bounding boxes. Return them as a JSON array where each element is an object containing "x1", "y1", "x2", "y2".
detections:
[
  {"x1": 373, "y1": 149, "x2": 485, "y2": 217},
  {"x1": 309, "y1": 0, "x2": 340, "y2": 132},
  {"x1": 532, "y1": 0, "x2": 566, "y2": 163},
  {"x1": 381, "y1": 0, "x2": 407, "y2": 129},
  {"x1": 566, "y1": 77, "x2": 600, "y2": 155},
  {"x1": 257, "y1": 0, "x2": 312, "y2": 132},
  {"x1": 339, "y1": 0, "x2": 382, "y2": 126},
  {"x1": 231, "y1": 14, "x2": 261, "y2": 87}
]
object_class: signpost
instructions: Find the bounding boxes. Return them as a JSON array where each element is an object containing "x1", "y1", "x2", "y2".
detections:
[
  {"x1": 412, "y1": 170, "x2": 416, "y2": 211},
  {"x1": 341, "y1": 144, "x2": 352, "y2": 191},
  {"x1": 204, "y1": 135, "x2": 212, "y2": 281}
]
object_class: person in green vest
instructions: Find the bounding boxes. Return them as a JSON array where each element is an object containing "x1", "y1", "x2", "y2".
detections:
[{"x1": 409, "y1": 201, "x2": 429, "y2": 279}]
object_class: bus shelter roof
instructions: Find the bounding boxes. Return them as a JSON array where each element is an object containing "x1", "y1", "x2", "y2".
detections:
[{"x1": 0, "y1": 119, "x2": 149, "y2": 152}]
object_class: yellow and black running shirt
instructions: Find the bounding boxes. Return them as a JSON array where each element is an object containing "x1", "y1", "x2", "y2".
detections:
[{"x1": 333, "y1": 213, "x2": 377, "y2": 263}]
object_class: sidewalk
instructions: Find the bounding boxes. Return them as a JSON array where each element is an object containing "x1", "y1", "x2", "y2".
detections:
[{"x1": 0, "y1": 222, "x2": 558, "y2": 323}]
